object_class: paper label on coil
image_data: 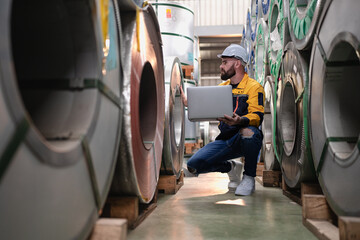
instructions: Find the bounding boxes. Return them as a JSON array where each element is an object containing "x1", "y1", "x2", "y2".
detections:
[{"x1": 166, "y1": 9, "x2": 171, "y2": 18}]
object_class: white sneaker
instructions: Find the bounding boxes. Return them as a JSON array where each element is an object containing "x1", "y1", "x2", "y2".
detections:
[
  {"x1": 227, "y1": 160, "x2": 243, "y2": 191},
  {"x1": 235, "y1": 174, "x2": 255, "y2": 196}
]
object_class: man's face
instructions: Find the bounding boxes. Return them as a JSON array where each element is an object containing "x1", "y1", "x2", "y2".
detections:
[{"x1": 220, "y1": 58, "x2": 237, "y2": 80}]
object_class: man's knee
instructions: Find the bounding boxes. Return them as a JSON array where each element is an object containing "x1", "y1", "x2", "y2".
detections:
[{"x1": 240, "y1": 128, "x2": 254, "y2": 139}]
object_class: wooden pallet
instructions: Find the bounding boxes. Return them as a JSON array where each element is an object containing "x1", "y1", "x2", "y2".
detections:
[
  {"x1": 88, "y1": 218, "x2": 127, "y2": 240},
  {"x1": 182, "y1": 65, "x2": 194, "y2": 79},
  {"x1": 158, "y1": 170, "x2": 184, "y2": 194},
  {"x1": 255, "y1": 169, "x2": 282, "y2": 187},
  {"x1": 300, "y1": 182, "x2": 360, "y2": 240},
  {"x1": 256, "y1": 163, "x2": 264, "y2": 177},
  {"x1": 281, "y1": 177, "x2": 302, "y2": 205},
  {"x1": 101, "y1": 195, "x2": 157, "y2": 230}
]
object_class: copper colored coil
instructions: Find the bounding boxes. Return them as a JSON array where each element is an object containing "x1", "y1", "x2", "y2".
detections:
[{"x1": 111, "y1": 4, "x2": 165, "y2": 203}]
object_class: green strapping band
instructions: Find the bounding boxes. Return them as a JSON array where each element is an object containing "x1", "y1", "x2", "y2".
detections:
[
  {"x1": 290, "y1": 0, "x2": 317, "y2": 40},
  {"x1": 151, "y1": 3, "x2": 194, "y2": 15},
  {"x1": 295, "y1": 88, "x2": 304, "y2": 103},
  {"x1": 161, "y1": 32, "x2": 194, "y2": 43},
  {"x1": 81, "y1": 136, "x2": 102, "y2": 210},
  {"x1": 83, "y1": 79, "x2": 121, "y2": 109},
  {"x1": 144, "y1": 141, "x2": 158, "y2": 182},
  {"x1": 0, "y1": 118, "x2": 30, "y2": 183},
  {"x1": 317, "y1": 137, "x2": 359, "y2": 176},
  {"x1": 185, "y1": 138, "x2": 196, "y2": 141}
]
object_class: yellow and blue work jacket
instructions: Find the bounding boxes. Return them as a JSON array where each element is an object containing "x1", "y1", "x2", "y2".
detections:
[{"x1": 216, "y1": 73, "x2": 265, "y2": 140}]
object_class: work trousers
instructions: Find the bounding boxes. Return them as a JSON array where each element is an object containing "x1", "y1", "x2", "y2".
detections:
[{"x1": 187, "y1": 126, "x2": 263, "y2": 177}]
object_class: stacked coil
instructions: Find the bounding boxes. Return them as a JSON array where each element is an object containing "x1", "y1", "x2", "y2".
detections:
[
  {"x1": 110, "y1": 3, "x2": 165, "y2": 204},
  {"x1": 0, "y1": 0, "x2": 123, "y2": 238},
  {"x1": 247, "y1": 0, "x2": 360, "y2": 217},
  {"x1": 161, "y1": 57, "x2": 185, "y2": 178}
]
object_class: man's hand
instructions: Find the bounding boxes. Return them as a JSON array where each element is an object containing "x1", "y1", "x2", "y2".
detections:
[
  {"x1": 179, "y1": 85, "x2": 188, "y2": 107},
  {"x1": 218, "y1": 113, "x2": 242, "y2": 126}
]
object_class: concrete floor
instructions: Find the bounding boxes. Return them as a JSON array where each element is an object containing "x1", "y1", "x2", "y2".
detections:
[{"x1": 127, "y1": 171, "x2": 316, "y2": 240}]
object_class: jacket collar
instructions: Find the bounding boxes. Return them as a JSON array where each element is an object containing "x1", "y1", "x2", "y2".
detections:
[{"x1": 223, "y1": 73, "x2": 249, "y2": 89}]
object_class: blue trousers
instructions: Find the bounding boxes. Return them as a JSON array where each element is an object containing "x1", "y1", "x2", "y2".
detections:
[{"x1": 187, "y1": 126, "x2": 263, "y2": 177}]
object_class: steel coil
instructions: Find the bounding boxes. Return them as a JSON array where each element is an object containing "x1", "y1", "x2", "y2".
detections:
[
  {"x1": 309, "y1": 0, "x2": 360, "y2": 216},
  {"x1": 250, "y1": 0, "x2": 259, "y2": 42},
  {"x1": 152, "y1": 1, "x2": 194, "y2": 66},
  {"x1": 0, "y1": 0, "x2": 122, "y2": 239},
  {"x1": 255, "y1": 18, "x2": 270, "y2": 85},
  {"x1": 278, "y1": 42, "x2": 315, "y2": 188},
  {"x1": 268, "y1": 0, "x2": 290, "y2": 79},
  {"x1": 287, "y1": 0, "x2": 326, "y2": 50},
  {"x1": 262, "y1": 76, "x2": 280, "y2": 170},
  {"x1": 161, "y1": 57, "x2": 185, "y2": 178},
  {"x1": 110, "y1": 4, "x2": 165, "y2": 204}
]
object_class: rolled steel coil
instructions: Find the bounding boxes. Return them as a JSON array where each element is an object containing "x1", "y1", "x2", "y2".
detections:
[
  {"x1": 250, "y1": 0, "x2": 259, "y2": 42},
  {"x1": 110, "y1": 4, "x2": 165, "y2": 204},
  {"x1": 277, "y1": 42, "x2": 315, "y2": 188},
  {"x1": 161, "y1": 57, "x2": 185, "y2": 178},
  {"x1": 262, "y1": 76, "x2": 280, "y2": 170},
  {"x1": 268, "y1": 0, "x2": 290, "y2": 79},
  {"x1": 184, "y1": 79, "x2": 197, "y2": 144},
  {"x1": 0, "y1": 0, "x2": 122, "y2": 239},
  {"x1": 309, "y1": 0, "x2": 360, "y2": 216},
  {"x1": 261, "y1": 0, "x2": 271, "y2": 21},
  {"x1": 152, "y1": 1, "x2": 194, "y2": 66},
  {"x1": 255, "y1": 18, "x2": 270, "y2": 85},
  {"x1": 287, "y1": 0, "x2": 326, "y2": 50}
]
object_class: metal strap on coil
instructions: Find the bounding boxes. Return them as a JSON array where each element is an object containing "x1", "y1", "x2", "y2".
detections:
[
  {"x1": 0, "y1": 118, "x2": 30, "y2": 183},
  {"x1": 317, "y1": 137, "x2": 359, "y2": 176},
  {"x1": 151, "y1": 2, "x2": 194, "y2": 15},
  {"x1": 81, "y1": 136, "x2": 102, "y2": 211},
  {"x1": 144, "y1": 141, "x2": 158, "y2": 182},
  {"x1": 161, "y1": 32, "x2": 194, "y2": 43}
]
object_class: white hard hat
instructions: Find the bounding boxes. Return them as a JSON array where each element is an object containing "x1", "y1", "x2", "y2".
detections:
[{"x1": 217, "y1": 44, "x2": 248, "y2": 65}]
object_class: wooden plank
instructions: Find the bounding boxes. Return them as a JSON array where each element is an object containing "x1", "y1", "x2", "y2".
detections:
[
  {"x1": 256, "y1": 163, "x2": 264, "y2": 177},
  {"x1": 158, "y1": 171, "x2": 184, "y2": 194},
  {"x1": 303, "y1": 218, "x2": 339, "y2": 240},
  {"x1": 338, "y1": 216, "x2": 360, "y2": 240},
  {"x1": 185, "y1": 143, "x2": 196, "y2": 155},
  {"x1": 88, "y1": 218, "x2": 127, "y2": 240},
  {"x1": 302, "y1": 194, "x2": 333, "y2": 221},
  {"x1": 103, "y1": 197, "x2": 139, "y2": 226},
  {"x1": 262, "y1": 170, "x2": 281, "y2": 187},
  {"x1": 301, "y1": 182, "x2": 323, "y2": 196}
]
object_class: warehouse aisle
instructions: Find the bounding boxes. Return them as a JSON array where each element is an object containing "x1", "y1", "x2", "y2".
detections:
[{"x1": 127, "y1": 169, "x2": 316, "y2": 240}]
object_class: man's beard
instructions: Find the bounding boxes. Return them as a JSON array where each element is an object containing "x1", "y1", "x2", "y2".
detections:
[{"x1": 220, "y1": 65, "x2": 236, "y2": 80}]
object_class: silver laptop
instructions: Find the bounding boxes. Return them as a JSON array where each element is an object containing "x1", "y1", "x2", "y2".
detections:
[{"x1": 187, "y1": 85, "x2": 233, "y2": 121}]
